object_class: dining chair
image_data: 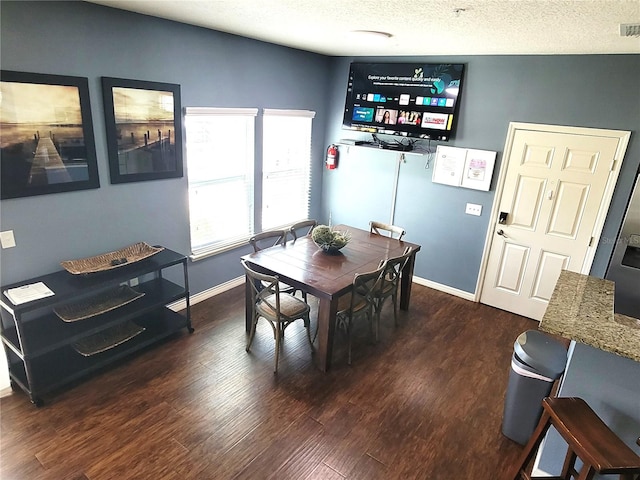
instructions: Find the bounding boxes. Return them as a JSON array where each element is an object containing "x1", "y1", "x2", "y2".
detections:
[
  {"x1": 370, "y1": 220, "x2": 406, "y2": 240},
  {"x1": 335, "y1": 260, "x2": 386, "y2": 365},
  {"x1": 249, "y1": 229, "x2": 305, "y2": 300},
  {"x1": 249, "y1": 229, "x2": 288, "y2": 252},
  {"x1": 374, "y1": 246, "x2": 413, "y2": 338},
  {"x1": 289, "y1": 219, "x2": 318, "y2": 241},
  {"x1": 241, "y1": 259, "x2": 314, "y2": 373},
  {"x1": 511, "y1": 397, "x2": 640, "y2": 480}
]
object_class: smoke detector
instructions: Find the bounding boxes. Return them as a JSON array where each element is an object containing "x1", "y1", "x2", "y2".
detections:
[{"x1": 619, "y1": 24, "x2": 640, "y2": 37}]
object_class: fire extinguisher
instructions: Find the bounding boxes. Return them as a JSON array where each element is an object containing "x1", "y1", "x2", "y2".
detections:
[{"x1": 326, "y1": 144, "x2": 338, "y2": 170}]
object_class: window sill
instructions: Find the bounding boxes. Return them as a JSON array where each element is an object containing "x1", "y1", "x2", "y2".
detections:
[{"x1": 190, "y1": 238, "x2": 249, "y2": 262}]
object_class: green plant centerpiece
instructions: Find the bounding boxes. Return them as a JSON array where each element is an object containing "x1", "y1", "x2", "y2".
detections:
[{"x1": 312, "y1": 225, "x2": 351, "y2": 254}]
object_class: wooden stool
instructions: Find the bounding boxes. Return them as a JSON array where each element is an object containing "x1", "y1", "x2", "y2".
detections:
[{"x1": 511, "y1": 397, "x2": 640, "y2": 480}]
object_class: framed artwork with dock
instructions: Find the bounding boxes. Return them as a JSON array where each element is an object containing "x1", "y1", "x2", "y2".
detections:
[
  {"x1": 0, "y1": 70, "x2": 100, "y2": 200},
  {"x1": 101, "y1": 77, "x2": 183, "y2": 184}
]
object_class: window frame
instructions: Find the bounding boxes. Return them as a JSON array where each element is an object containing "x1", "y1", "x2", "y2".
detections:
[
  {"x1": 261, "y1": 108, "x2": 316, "y2": 231},
  {"x1": 184, "y1": 107, "x2": 258, "y2": 259},
  {"x1": 184, "y1": 106, "x2": 316, "y2": 260}
]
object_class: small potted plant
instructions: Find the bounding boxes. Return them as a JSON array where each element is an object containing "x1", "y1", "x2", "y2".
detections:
[{"x1": 312, "y1": 225, "x2": 351, "y2": 254}]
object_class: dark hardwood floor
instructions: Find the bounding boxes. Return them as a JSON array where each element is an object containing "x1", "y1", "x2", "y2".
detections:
[{"x1": 1, "y1": 283, "x2": 539, "y2": 479}]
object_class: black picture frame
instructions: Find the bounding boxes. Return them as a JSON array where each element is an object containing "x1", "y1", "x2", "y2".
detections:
[
  {"x1": 0, "y1": 70, "x2": 100, "y2": 200},
  {"x1": 101, "y1": 77, "x2": 183, "y2": 184}
]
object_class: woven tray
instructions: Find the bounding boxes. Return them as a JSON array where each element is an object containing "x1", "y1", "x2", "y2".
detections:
[
  {"x1": 72, "y1": 321, "x2": 145, "y2": 356},
  {"x1": 61, "y1": 242, "x2": 164, "y2": 274},
  {"x1": 54, "y1": 285, "x2": 145, "y2": 322}
]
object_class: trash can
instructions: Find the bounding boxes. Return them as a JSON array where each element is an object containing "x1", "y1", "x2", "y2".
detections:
[{"x1": 501, "y1": 330, "x2": 568, "y2": 445}]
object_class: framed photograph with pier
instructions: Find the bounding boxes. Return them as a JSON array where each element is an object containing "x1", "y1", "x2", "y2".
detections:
[
  {"x1": 101, "y1": 77, "x2": 183, "y2": 184},
  {"x1": 0, "y1": 70, "x2": 100, "y2": 200}
]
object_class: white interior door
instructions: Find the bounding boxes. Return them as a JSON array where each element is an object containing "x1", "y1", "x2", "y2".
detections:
[{"x1": 480, "y1": 124, "x2": 629, "y2": 320}]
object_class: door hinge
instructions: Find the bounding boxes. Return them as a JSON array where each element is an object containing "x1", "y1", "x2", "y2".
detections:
[
  {"x1": 589, "y1": 236, "x2": 594, "y2": 247},
  {"x1": 611, "y1": 160, "x2": 617, "y2": 171}
]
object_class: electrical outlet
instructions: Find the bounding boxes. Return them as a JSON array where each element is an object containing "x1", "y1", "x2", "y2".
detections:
[
  {"x1": 0, "y1": 230, "x2": 16, "y2": 248},
  {"x1": 465, "y1": 203, "x2": 482, "y2": 216}
]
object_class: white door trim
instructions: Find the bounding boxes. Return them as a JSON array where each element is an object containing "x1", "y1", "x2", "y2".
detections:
[{"x1": 473, "y1": 122, "x2": 631, "y2": 302}]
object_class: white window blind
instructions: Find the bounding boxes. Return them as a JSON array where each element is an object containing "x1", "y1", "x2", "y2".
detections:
[
  {"x1": 262, "y1": 109, "x2": 315, "y2": 230},
  {"x1": 184, "y1": 107, "x2": 257, "y2": 256}
]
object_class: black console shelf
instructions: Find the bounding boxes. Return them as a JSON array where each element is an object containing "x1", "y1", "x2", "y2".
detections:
[{"x1": 0, "y1": 247, "x2": 192, "y2": 406}]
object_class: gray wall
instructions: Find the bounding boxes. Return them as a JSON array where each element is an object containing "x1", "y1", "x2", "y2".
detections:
[
  {"x1": 0, "y1": 1, "x2": 330, "y2": 292},
  {"x1": 323, "y1": 56, "x2": 640, "y2": 293},
  {"x1": 2, "y1": 1, "x2": 639, "y2": 299}
]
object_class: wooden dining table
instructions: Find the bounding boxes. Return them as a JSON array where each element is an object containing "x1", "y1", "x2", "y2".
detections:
[{"x1": 241, "y1": 224, "x2": 421, "y2": 371}]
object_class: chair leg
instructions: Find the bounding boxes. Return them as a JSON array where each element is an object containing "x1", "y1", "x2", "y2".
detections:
[
  {"x1": 246, "y1": 313, "x2": 258, "y2": 351},
  {"x1": 620, "y1": 474, "x2": 639, "y2": 480},
  {"x1": 274, "y1": 321, "x2": 282, "y2": 374},
  {"x1": 304, "y1": 315, "x2": 314, "y2": 352},
  {"x1": 575, "y1": 467, "x2": 597, "y2": 480},
  {"x1": 373, "y1": 301, "x2": 382, "y2": 343},
  {"x1": 560, "y1": 449, "x2": 579, "y2": 479},
  {"x1": 373, "y1": 307, "x2": 381, "y2": 343},
  {"x1": 392, "y1": 291, "x2": 399, "y2": 327},
  {"x1": 510, "y1": 410, "x2": 553, "y2": 480},
  {"x1": 347, "y1": 315, "x2": 353, "y2": 365}
]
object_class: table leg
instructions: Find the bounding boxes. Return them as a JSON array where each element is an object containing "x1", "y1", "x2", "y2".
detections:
[
  {"x1": 400, "y1": 253, "x2": 416, "y2": 310},
  {"x1": 315, "y1": 296, "x2": 338, "y2": 372}
]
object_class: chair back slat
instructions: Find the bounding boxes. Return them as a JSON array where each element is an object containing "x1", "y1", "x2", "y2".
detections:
[
  {"x1": 249, "y1": 230, "x2": 288, "y2": 252},
  {"x1": 381, "y1": 246, "x2": 413, "y2": 290},
  {"x1": 370, "y1": 220, "x2": 405, "y2": 240},
  {"x1": 290, "y1": 219, "x2": 318, "y2": 241},
  {"x1": 241, "y1": 260, "x2": 281, "y2": 318},
  {"x1": 350, "y1": 260, "x2": 386, "y2": 313}
]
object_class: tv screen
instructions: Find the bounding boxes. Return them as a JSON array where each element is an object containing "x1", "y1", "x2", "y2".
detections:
[{"x1": 342, "y1": 62, "x2": 465, "y2": 142}]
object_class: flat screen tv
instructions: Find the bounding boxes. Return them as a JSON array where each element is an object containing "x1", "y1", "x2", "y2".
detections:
[{"x1": 342, "y1": 62, "x2": 465, "y2": 142}]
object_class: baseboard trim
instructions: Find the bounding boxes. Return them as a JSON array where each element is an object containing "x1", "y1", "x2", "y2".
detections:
[
  {"x1": 168, "y1": 276, "x2": 245, "y2": 311},
  {"x1": 412, "y1": 276, "x2": 476, "y2": 302},
  {"x1": 170, "y1": 275, "x2": 476, "y2": 312}
]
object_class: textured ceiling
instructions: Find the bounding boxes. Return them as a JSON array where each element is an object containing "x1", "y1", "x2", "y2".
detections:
[{"x1": 86, "y1": 0, "x2": 640, "y2": 56}]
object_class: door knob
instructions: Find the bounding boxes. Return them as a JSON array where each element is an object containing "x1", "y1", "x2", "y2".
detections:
[{"x1": 497, "y1": 229, "x2": 508, "y2": 238}]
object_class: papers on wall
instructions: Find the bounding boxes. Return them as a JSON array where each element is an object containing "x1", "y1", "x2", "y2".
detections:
[
  {"x1": 4, "y1": 282, "x2": 55, "y2": 305},
  {"x1": 431, "y1": 146, "x2": 466, "y2": 186},
  {"x1": 461, "y1": 149, "x2": 497, "y2": 191},
  {"x1": 433, "y1": 146, "x2": 496, "y2": 191}
]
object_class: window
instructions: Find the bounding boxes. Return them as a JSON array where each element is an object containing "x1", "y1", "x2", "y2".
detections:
[
  {"x1": 184, "y1": 107, "x2": 315, "y2": 258},
  {"x1": 262, "y1": 109, "x2": 315, "y2": 230},
  {"x1": 184, "y1": 107, "x2": 257, "y2": 257}
]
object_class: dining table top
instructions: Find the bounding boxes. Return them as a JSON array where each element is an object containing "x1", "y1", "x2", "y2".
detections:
[{"x1": 241, "y1": 224, "x2": 421, "y2": 299}]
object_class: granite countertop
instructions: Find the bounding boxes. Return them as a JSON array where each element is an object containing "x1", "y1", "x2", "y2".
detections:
[{"x1": 539, "y1": 270, "x2": 640, "y2": 362}]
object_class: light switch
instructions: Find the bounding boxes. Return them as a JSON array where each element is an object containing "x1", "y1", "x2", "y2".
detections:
[
  {"x1": 0, "y1": 230, "x2": 16, "y2": 248},
  {"x1": 465, "y1": 203, "x2": 482, "y2": 216}
]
